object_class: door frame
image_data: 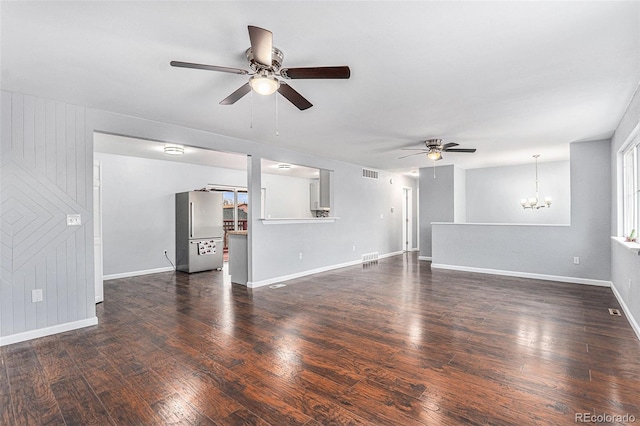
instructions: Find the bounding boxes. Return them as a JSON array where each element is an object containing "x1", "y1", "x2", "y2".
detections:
[{"x1": 402, "y1": 187, "x2": 413, "y2": 252}]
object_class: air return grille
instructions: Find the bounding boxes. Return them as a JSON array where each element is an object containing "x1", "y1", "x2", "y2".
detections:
[
  {"x1": 362, "y1": 169, "x2": 379, "y2": 180},
  {"x1": 362, "y1": 252, "x2": 379, "y2": 263}
]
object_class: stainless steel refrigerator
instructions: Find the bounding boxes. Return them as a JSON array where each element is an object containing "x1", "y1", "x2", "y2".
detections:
[{"x1": 175, "y1": 191, "x2": 224, "y2": 273}]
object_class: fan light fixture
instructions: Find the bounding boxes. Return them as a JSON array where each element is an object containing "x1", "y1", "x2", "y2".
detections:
[
  {"x1": 164, "y1": 144, "x2": 184, "y2": 155},
  {"x1": 427, "y1": 150, "x2": 442, "y2": 161},
  {"x1": 521, "y1": 155, "x2": 551, "y2": 209},
  {"x1": 249, "y1": 73, "x2": 280, "y2": 96}
]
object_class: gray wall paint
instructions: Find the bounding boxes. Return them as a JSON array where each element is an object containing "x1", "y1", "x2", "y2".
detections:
[
  {"x1": 0, "y1": 88, "x2": 415, "y2": 340},
  {"x1": 419, "y1": 165, "x2": 456, "y2": 258},
  {"x1": 261, "y1": 173, "x2": 313, "y2": 219},
  {"x1": 432, "y1": 140, "x2": 611, "y2": 282},
  {"x1": 466, "y1": 161, "x2": 571, "y2": 224},
  {"x1": 94, "y1": 152, "x2": 246, "y2": 276},
  {"x1": 610, "y1": 81, "x2": 640, "y2": 333},
  {"x1": 84, "y1": 103, "x2": 418, "y2": 285},
  {"x1": 1, "y1": 92, "x2": 95, "y2": 338}
]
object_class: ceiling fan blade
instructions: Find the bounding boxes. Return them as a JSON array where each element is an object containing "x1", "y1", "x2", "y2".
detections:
[
  {"x1": 219, "y1": 83, "x2": 251, "y2": 105},
  {"x1": 444, "y1": 148, "x2": 477, "y2": 153},
  {"x1": 280, "y1": 66, "x2": 351, "y2": 79},
  {"x1": 398, "y1": 151, "x2": 427, "y2": 159},
  {"x1": 442, "y1": 142, "x2": 459, "y2": 149},
  {"x1": 277, "y1": 83, "x2": 313, "y2": 110},
  {"x1": 401, "y1": 148, "x2": 429, "y2": 151},
  {"x1": 248, "y1": 26, "x2": 273, "y2": 67},
  {"x1": 170, "y1": 61, "x2": 248, "y2": 75}
]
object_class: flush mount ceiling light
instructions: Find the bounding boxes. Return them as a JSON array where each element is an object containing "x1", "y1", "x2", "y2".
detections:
[
  {"x1": 521, "y1": 155, "x2": 552, "y2": 209},
  {"x1": 164, "y1": 144, "x2": 185, "y2": 155},
  {"x1": 249, "y1": 72, "x2": 281, "y2": 96}
]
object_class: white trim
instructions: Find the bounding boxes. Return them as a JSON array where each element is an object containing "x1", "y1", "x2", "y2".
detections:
[
  {"x1": 260, "y1": 217, "x2": 339, "y2": 224},
  {"x1": 409, "y1": 248, "x2": 419, "y2": 252},
  {"x1": 610, "y1": 282, "x2": 640, "y2": 341},
  {"x1": 431, "y1": 222, "x2": 570, "y2": 227},
  {"x1": 611, "y1": 236, "x2": 640, "y2": 255},
  {"x1": 430, "y1": 263, "x2": 612, "y2": 287},
  {"x1": 418, "y1": 256, "x2": 432, "y2": 261},
  {"x1": 0, "y1": 317, "x2": 99, "y2": 347},
  {"x1": 247, "y1": 251, "x2": 404, "y2": 288},
  {"x1": 104, "y1": 266, "x2": 175, "y2": 281}
]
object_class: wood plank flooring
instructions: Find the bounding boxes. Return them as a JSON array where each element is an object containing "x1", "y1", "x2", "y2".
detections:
[{"x1": 2, "y1": 253, "x2": 640, "y2": 425}]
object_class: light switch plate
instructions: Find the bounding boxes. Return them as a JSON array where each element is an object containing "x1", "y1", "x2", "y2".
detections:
[
  {"x1": 32, "y1": 289, "x2": 43, "y2": 303},
  {"x1": 67, "y1": 214, "x2": 81, "y2": 226}
]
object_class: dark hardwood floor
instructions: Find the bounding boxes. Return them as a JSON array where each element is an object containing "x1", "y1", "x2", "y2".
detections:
[{"x1": 2, "y1": 253, "x2": 639, "y2": 425}]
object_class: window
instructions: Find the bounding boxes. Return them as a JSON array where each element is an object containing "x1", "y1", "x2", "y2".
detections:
[{"x1": 623, "y1": 140, "x2": 640, "y2": 238}]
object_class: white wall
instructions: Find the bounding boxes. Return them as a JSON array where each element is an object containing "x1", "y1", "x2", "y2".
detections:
[
  {"x1": 419, "y1": 165, "x2": 456, "y2": 258},
  {"x1": 466, "y1": 161, "x2": 570, "y2": 224},
  {"x1": 95, "y1": 152, "x2": 246, "y2": 276},
  {"x1": 261, "y1": 173, "x2": 313, "y2": 219},
  {"x1": 1, "y1": 92, "x2": 96, "y2": 345},
  {"x1": 432, "y1": 140, "x2": 611, "y2": 284},
  {"x1": 610, "y1": 81, "x2": 640, "y2": 338}
]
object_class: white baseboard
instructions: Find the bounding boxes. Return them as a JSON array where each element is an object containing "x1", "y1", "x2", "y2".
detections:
[
  {"x1": 104, "y1": 266, "x2": 175, "y2": 281},
  {"x1": 0, "y1": 317, "x2": 99, "y2": 347},
  {"x1": 610, "y1": 282, "x2": 640, "y2": 341},
  {"x1": 418, "y1": 256, "x2": 432, "y2": 261},
  {"x1": 430, "y1": 263, "x2": 612, "y2": 287},
  {"x1": 248, "y1": 251, "x2": 404, "y2": 288}
]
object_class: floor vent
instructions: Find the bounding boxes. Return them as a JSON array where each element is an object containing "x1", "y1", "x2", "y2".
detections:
[
  {"x1": 362, "y1": 252, "x2": 379, "y2": 263},
  {"x1": 362, "y1": 169, "x2": 379, "y2": 180},
  {"x1": 608, "y1": 308, "x2": 622, "y2": 316},
  {"x1": 269, "y1": 284, "x2": 287, "y2": 289}
]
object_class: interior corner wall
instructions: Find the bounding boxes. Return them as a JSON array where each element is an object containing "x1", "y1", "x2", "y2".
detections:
[
  {"x1": 610, "y1": 81, "x2": 640, "y2": 337},
  {"x1": 431, "y1": 139, "x2": 611, "y2": 282},
  {"x1": 419, "y1": 165, "x2": 455, "y2": 258},
  {"x1": 453, "y1": 166, "x2": 466, "y2": 223},
  {"x1": 1, "y1": 91, "x2": 96, "y2": 343}
]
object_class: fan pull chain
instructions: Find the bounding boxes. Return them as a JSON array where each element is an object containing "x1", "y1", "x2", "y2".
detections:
[
  {"x1": 275, "y1": 92, "x2": 279, "y2": 136},
  {"x1": 433, "y1": 161, "x2": 436, "y2": 179},
  {"x1": 250, "y1": 91, "x2": 254, "y2": 129}
]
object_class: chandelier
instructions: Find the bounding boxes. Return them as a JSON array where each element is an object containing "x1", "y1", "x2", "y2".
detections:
[{"x1": 520, "y1": 155, "x2": 552, "y2": 209}]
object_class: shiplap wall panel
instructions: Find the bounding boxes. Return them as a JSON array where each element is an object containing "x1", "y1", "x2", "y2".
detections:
[{"x1": 0, "y1": 91, "x2": 95, "y2": 339}]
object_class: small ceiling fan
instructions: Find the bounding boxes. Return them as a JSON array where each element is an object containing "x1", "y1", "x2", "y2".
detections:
[
  {"x1": 170, "y1": 25, "x2": 351, "y2": 110},
  {"x1": 399, "y1": 139, "x2": 477, "y2": 161}
]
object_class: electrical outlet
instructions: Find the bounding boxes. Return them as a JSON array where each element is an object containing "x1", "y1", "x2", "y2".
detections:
[
  {"x1": 352, "y1": 245, "x2": 356, "y2": 252},
  {"x1": 380, "y1": 213, "x2": 384, "y2": 219},
  {"x1": 298, "y1": 252, "x2": 303, "y2": 260},
  {"x1": 629, "y1": 278, "x2": 632, "y2": 289},
  {"x1": 32, "y1": 289, "x2": 43, "y2": 303},
  {"x1": 573, "y1": 257, "x2": 580, "y2": 265}
]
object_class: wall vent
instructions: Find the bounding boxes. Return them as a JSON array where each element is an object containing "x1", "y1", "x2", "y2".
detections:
[
  {"x1": 362, "y1": 252, "x2": 379, "y2": 263},
  {"x1": 362, "y1": 169, "x2": 379, "y2": 180}
]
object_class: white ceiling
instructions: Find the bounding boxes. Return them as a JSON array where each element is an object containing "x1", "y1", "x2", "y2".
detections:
[
  {"x1": 94, "y1": 132, "x2": 321, "y2": 179},
  {"x1": 2, "y1": 1, "x2": 639, "y2": 173}
]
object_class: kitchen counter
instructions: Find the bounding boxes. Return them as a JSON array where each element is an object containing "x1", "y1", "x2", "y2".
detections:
[{"x1": 228, "y1": 232, "x2": 248, "y2": 285}]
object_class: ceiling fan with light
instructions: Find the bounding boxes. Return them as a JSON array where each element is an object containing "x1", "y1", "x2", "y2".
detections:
[
  {"x1": 399, "y1": 139, "x2": 477, "y2": 161},
  {"x1": 170, "y1": 25, "x2": 351, "y2": 111}
]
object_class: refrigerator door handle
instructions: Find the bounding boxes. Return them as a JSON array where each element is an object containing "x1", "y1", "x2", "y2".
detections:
[{"x1": 189, "y1": 202, "x2": 194, "y2": 238}]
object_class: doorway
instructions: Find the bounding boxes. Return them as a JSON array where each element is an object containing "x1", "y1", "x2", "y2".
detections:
[{"x1": 402, "y1": 187, "x2": 413, "y2": 252}]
